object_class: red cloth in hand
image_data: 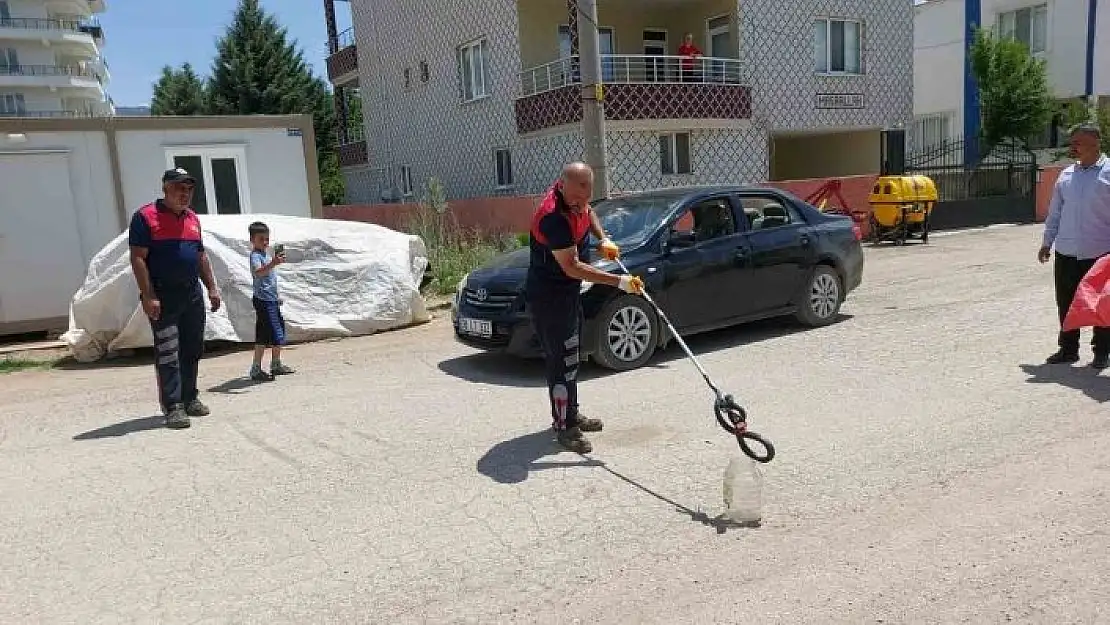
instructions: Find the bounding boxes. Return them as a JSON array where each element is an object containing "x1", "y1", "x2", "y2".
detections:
[{"x1": 1063, "y1": 254, "x2": 1110, "y2": 330}]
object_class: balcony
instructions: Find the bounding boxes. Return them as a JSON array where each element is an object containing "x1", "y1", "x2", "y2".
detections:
[
  {"x1": 0, "y1": 17, "x2": 103, "y2": 51},
  {"x1": 0, "y1": 64, "x2": 101, "y2": 91},
  {"x1": 515, "y1": 55, "x2": 751, "y2": 134},
  {"x1": 337, "y1": 123, "x2": 368, "y2": 167},
  {"x1": 326, "y1": 27, "x2": 358, "y2": 85},
  {"x1": 0, "y1": 109, "x2": 99, "y2": 118}
]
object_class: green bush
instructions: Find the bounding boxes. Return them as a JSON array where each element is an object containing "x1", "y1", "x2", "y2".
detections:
[{"x1": 406, "y1": 178, "x2": 523, "y2": 296}]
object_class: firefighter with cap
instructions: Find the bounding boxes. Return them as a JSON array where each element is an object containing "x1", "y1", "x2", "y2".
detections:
[
  {"x1": 128, "y1": 167, "x2": 222, "y2": 429},
  {"x1": 527, "y1": 162, "x2": 644, "y2": 453}
]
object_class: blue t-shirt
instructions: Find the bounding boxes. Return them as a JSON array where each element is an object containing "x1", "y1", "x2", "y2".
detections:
[{"x1": 250, "y1": 250, "x2": 279, "y2": 301}]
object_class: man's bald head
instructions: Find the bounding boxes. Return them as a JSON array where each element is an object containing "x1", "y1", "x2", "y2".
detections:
[{"x1": 559, "y1": 161, "x2": 594, "y2": 210}]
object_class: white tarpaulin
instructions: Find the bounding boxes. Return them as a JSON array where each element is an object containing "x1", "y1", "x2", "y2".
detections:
[{"x1": 61, "y1": 213, "x2": 430, "y2": 362}]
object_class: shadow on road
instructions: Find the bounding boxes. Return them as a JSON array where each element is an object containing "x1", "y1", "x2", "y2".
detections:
[
  {"x1": 439, "y1": 316, "x2": 844, "y2": 388},
  {"x1": 1020, "y1": 363, "x2": 1110, "y2": 403},
  {"x1": 73, "y1": 415, "x2": 164, "y2": 440},
  {"x1": 477, "y1": 430, "x2": 757, "y2": 534},
  {"x1": 55, "y1": 341, "x2": 252, "y2": 371},
  {"x1": 476, "y1": 430, "x2": 604, "y2": 484},
  {"x1": 208, "y1": 377, "x2": 269, "y2": 395}
]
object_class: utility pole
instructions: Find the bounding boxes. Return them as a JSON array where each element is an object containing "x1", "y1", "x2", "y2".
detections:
[{"x1": 577, "y1": 0, "x2": 610, "y2": 197}]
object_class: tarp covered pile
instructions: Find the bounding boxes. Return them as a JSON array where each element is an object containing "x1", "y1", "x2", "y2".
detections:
[{"x1": 61, "y1": 214, "x2": 430, "y2": 362}]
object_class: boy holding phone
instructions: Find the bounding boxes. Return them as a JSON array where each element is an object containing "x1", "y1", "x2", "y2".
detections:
[{"x1": 248, "y1": 221, "x2": 295, "y2": 381}]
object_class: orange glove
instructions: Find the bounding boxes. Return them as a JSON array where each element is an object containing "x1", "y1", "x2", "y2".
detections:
[
  {"x1": 618, "y1": 275, "x2": 644, "y2": 295},
  {"x1": 599, "y1": 237, "x2": 620, "y2": 261}
]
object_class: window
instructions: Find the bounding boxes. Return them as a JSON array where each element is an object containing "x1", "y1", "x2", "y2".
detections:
[
  {"x1": 659, "y1": 132, "x2": 692, "y2": 175},
  {"x1": 165, "y1": 146, "x2": 251, "y2": 215},
  {"x1": 420, "y1": 61, "x2": 429, "y2": 83},
  {"x1": 643, "y1": 30, "x2": 667, "y2": 82},
  {"x1": 494, "y1": 149, "x2": 513, "y2": 187},
  {"x1": 737, "y1": 196, "x2": 801, "y2": 231},
  {"x1": 457, "y1": 38, "x2": 491, "y2": 101},
  {"x1": 558, "y1": 25, "x2": 615, "y2": 81},
  {"x1": 0, "y1": 48, "x2": 18, "y2": 71},
  {"x1": 672, "y1": 198, "x2": 736, "y2": 243},
  {"x1": 998, "y1": 4, "x2": 1048, "y2": 54},
  {"x1": 403, "y1": 67, "x2": 411, "y2": 89},
  {"x1": 911, "y1": 114, "x2": 952, "y2": 151},
  {"x1": 813, "y1": 18, "x2": 862, "y2": 74},
  {"x1": 400, "y1": 165, "x2": 414, "y2": 197},
  {"x1": 0, "y1": 93, "x2": 25, "y2": 115},
  {"x1": 0, "y1": 2, "x2": 9, "y2": 21}
]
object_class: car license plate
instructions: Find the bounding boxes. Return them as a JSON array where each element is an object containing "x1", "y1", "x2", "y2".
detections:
[{"x1": 459, "y1": 317, "x2": 492, "y2": 338}]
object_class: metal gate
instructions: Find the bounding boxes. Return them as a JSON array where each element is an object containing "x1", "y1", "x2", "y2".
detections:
[{"x1": 906, "y1": 137, "x2": 1038, "y2": 231}]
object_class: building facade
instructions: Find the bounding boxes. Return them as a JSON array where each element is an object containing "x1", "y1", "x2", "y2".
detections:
[
  {"x1": 913, "y1": 0, "x2": 1105, "y2": 155},
  {"x1": 0, "y1": 0, "x2": 112, "y2": 118},
  {"x1": 326, "y1": 0, "x2": 912, "y2": 204}
]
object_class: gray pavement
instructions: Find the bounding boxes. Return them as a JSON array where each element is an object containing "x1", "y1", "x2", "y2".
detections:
[{"x1": 3, "y1": 223, "x2": 1110, "y2": 624}]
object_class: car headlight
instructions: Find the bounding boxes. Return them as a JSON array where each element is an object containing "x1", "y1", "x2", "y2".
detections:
[
  {"x1": 580, "y1": 280, "x2": 594, "y2": 294},
  {"x1": 454, "y1": 274, "x2": 468, "y2": 306}
]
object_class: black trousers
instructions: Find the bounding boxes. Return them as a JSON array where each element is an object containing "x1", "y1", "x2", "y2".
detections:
[
  {"x1": 527, "y1": 289, "x2": 583, "y2": 431},
  {"x1": 149, "y1": 283, "x2": 206, "y2": 412},
  {"x1": 1054, "y1": 252, "x2": 1110, "y2": 355}
]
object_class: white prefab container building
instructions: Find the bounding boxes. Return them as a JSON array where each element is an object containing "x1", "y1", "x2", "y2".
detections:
[{"x1": 0, "y1": 114, "x2": 323, "y2": 335}]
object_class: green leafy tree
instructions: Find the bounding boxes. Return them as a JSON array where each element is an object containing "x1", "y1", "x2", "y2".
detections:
[
  {"x1": 150, "y1": 62, "x2": 207, "y2": 116},
  {"x1": 1059, "y1": 99, "x2": 1110, "y2": 155},
  {"x1": 206, "y1": 0, "x2": 343, "y2": 204},
  {"x1": 968, "y1": 27, "x2": 1054, "y2": 155}
]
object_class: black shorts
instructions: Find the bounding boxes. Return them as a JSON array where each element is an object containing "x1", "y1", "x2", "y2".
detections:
[{"x1": 253, "y1": 297, "x2": 287, "y2": 346}]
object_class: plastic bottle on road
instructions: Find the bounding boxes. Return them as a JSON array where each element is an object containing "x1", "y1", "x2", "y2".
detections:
[{"x1": 722, "y1": 454, "x2": 763, "y2": 526}]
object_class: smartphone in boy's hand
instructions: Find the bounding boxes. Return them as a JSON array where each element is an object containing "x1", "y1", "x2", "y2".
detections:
[{"x1": 274, "y1": 243, "x2": 286, "y2": 263}]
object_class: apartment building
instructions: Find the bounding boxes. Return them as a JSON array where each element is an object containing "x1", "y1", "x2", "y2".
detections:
[
  {"x1": 913, "y1": 0, "x2": 1105, "y2": 154},
  {"x1": 325, "y1": 0, "x2": 912, "y2": 204},
  {"x1": 0, "y1": 0, "x2": 112, "y2": 118}
]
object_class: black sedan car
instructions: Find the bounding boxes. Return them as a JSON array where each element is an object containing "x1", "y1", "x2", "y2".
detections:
[{"x1": 451, "y1": 184, "x2": 863, "y2": 371}]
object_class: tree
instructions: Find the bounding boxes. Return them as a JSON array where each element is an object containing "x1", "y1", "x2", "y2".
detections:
[
  {"x1": 150, "y1": 63, "x2": 207, "y2": 116},
  {"x1": 206, "y1": 0, "x2": 343, "y2": 204},
  {"x1": 968, "y1": 27, "x2": 1054, "y2": 155}
]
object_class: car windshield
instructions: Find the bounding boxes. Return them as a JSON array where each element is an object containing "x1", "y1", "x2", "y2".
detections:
[{"x1": 588, "y1": 195, "x2": 681, "y2": 248}]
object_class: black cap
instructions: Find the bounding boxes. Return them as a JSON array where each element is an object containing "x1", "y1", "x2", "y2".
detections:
[{"x1": 162, "y1": 167, "x2": 196, "y2": 185}]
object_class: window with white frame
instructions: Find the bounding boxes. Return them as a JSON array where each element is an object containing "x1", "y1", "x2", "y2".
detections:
[
  {"x1": 165, "y1": 146, "x2": 251, "y2": 215},
  {"x1": 997, "y1": 4, "x2": 1048, "y2": 55},
  {"x1": 400, "y1": 165, "x2": 414, "y2": 197},
  {"x1": 660, "y1": 132, "x2": 692, "y2": 175},
  {"x1": 911, "y1": 114, "x2": 953, "y2": 151},
  {"x1": 813, "y1": 18, "x2": 862, "y2": 74},
  {"x1": 0, "y1": 93, "x2": 25, "y2": 115},
  {"x1": 494, "y1": 148, "x2": 513, "y2": 187},
  {"x1": 457, "y1": 37, "x2": 491, "y2": 102}
]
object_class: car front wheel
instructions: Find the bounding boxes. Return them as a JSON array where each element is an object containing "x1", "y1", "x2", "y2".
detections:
[
  {"x1": 593, "y1": 294, "x2": 659, "y2": 371},
  {"x1": 794, "y1": 265, "x2": 843, "y2": 327}
]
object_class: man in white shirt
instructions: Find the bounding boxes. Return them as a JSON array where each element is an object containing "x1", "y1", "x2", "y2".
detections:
[{"x1": 1039, "y1": 123, "x2": 1110, "y2": 368}]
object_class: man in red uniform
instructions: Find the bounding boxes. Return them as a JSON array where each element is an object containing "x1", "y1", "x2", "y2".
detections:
[
  {"x1": 527, "y1": 162, "x2": 644, "y2": 453},
  {"x1": 128, "y1": 168, "x2": 222, "y2": 429}
]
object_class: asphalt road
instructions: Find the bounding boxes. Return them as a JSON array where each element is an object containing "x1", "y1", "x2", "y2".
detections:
[{"x1": 3, "y1": 224, "x2": 1110, "y2": 624}]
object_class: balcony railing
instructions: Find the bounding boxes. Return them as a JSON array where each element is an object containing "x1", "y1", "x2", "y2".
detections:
[
  {"x1": 327, "y1": 26, "x2": 355, "y2": 55},
  {"x1": 0, "y1": 64, "x2": 97, "y2": 78},
  {"x1": 338, "y1": 122, "x2": 365, "y2": 146},
  {"x1": 0, "y1": 109, "x2": 99, "y2": 118},
  {"x1": 520, "y1": 54, "x2": 743, "y2": 97},
  {"x1": 0, "y1": 17, "x2": 83, "y2": 30}
]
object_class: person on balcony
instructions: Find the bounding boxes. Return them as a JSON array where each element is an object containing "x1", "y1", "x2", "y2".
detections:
[{"x1": 678, "y1": 33, "x2": 703, "y2": 82}]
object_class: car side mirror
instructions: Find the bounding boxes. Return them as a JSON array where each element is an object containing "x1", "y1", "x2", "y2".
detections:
[{"x1": 667, "y1": 230, "x2": 697, "y2": 250}]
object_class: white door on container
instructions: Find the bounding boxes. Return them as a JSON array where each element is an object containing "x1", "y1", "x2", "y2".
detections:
[{"x1": 0, "y1": 152, "x2": 85, "y2": 323}]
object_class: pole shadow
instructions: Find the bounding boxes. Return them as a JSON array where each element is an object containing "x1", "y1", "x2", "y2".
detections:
[
  {"x1": 476, "y1": 430, "x2": 757, "y2": 533},
  {"x1": 73, "y1": 415, "x2": 165, "y2": 440},
  {"x1": 1020, "y1": 363, "x2": 1110, "y2": 403}
]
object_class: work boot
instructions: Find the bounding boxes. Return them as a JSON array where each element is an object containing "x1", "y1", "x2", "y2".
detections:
[
  {"x1": 271, "y1": 362, "x2": 296, "y2": 376},
  {"x1": 1092, "y1": 353, "x2": 1109, "y2": 370},
  {"x1": 1045, "y1": 349, "x2": 1079, "y2": 365},
  {"x1": 164, "y1": 404, "x2": 191, "y2": 429},
  {"x1": 250, "y1": 367, "x2": 275, "y2": 382},
  {"x1": 575, "y1": 414, "x2": 604, "y2": 433},
  {"x1": 185, "y1": 399, "x2": 210, "y2": 417},
  {"x1": 556, "y1": 427, "x2": 593, "y2": 454}
]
